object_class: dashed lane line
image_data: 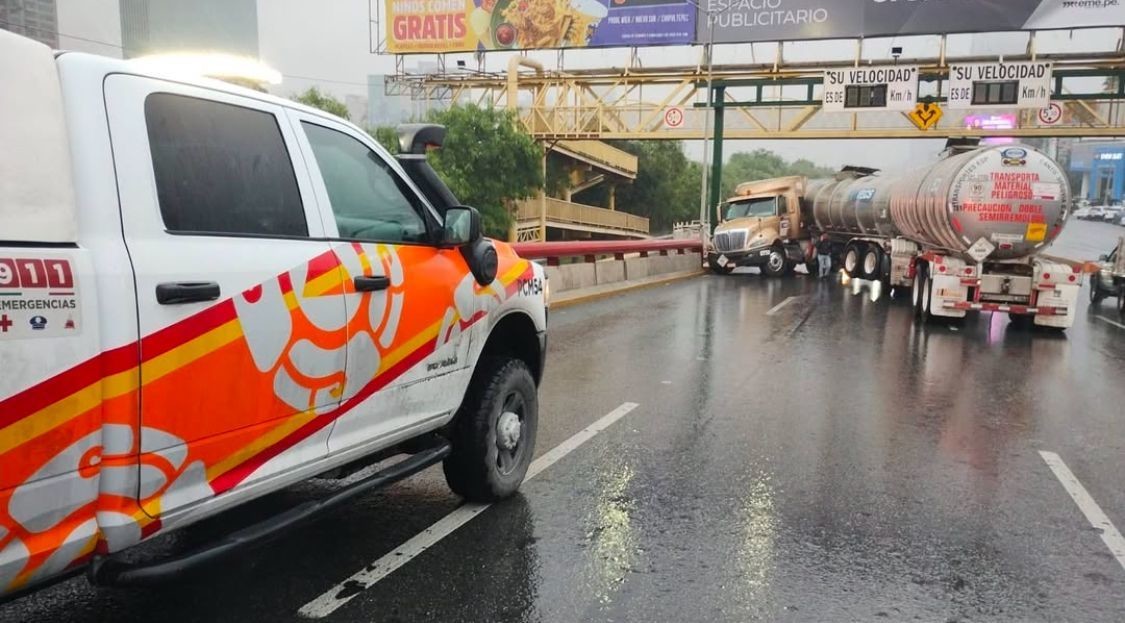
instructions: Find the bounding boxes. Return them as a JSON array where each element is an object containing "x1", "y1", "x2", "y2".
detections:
[
  {"x1": 1040, "y1": 451, "x2": 1125, "y2": 573},
  {"x1": 1095, "y1": 315, "x2": 1125, "y2": 330},
  {"x1": 298, "y1": 401, "x2": 641, "y2": 619},
  {"x1": 766, "y1": 295, "x2": 804, "y2": 316}
]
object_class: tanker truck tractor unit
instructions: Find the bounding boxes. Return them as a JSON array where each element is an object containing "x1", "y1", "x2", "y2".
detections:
[{"x1": 708, "y1": 177, "x2": 811, "y2": 277}]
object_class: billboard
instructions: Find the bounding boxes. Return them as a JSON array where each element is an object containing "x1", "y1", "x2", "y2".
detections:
[
  {"x1": 385, "y1": 0, "x2": 696, "y2": 53},
  {"x1": 385, "y1": 0, "x2": 1125, "y2": 54},
  {"x1": 698, "y1": 0, "x2": 1125, "y2": 45}
]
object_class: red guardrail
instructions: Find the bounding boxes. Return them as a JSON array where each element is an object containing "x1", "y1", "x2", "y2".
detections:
[{"x1": 511, "y1": 239, "x2": 702, "y2": 266}]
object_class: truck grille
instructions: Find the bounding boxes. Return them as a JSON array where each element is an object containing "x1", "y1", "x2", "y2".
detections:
[{"x1": 714, "y1": 230, "x2": 747, "y2": 253}]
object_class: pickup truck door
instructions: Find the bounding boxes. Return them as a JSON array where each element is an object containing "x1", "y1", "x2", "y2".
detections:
[
  {"x1": 104, "y1": 76, "x2": 348, "y2": 517},
  {"x1": 284, "y1": 111, "x2": 476, "y2": 457}
]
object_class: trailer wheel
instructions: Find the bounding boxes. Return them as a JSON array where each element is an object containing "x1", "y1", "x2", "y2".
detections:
[
  {"x1": 1117, "y1": 287, "x2": 1125, "y2": 315},
  {"x1": 763, "y1": 245, "x2": 788, "y2": 278},
  {"x1": 918, "y1": 267, "x2": 938, "y2": 323},
  {"x1": 912, "y1": 263, "x2": 927, "y2": 317},
  {"x1": 1008, "y1": 313, "x2": 1033, "y2": 330},
  {"x1": 861, "y1": 246, "x2": 883, "y2": 280},
  {"x1": 842, "y1": 243, "x2": 862, "y2": 278},
  {"x1": 1090, "y1": 281, "x2": 1105, "y2": 304}
]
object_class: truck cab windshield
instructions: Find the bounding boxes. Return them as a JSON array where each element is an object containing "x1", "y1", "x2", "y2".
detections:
[{"x1": 725, "y1": 196, "x2": 778, "y2": 220}]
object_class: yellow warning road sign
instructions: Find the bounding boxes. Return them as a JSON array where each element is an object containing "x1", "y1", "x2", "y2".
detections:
[{"x1": 908, "y1": 102, "x2": 942, "y2": 130}]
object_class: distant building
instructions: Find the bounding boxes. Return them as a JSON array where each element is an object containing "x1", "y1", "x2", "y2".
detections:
[
  {"x1": 368, "y1": 64, "x2": 448, "y2": 129},
  {"x1": 119, "y1": 0, "x2": 257, "y2": 57},
  {"x1": 0, "y1": 0, "x2": 58, "y2": 47},
  {"x1": 368, "y1": 75, "x2": 412, "y2": 127},
  {"x1": 1070, "y1": 141, "x2": 1125, "y2": 204}
]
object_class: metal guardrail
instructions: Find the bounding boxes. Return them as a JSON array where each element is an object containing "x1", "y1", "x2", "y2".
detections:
[
  {"x1": 515, "y1": 197, "x2": 650, "y2": 235},
  {"x1": 512, "y1": 239, "x2": 702, "y2": 265}
]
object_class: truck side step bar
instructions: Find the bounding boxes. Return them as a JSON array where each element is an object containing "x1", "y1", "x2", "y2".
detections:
[{"x1": 88, "y1": 441, "x2": 452, "y2": 587}]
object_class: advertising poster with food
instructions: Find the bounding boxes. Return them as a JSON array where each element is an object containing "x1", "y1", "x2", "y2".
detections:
[{"x1": 386, "y1": 0, "x2": 696, "y2": 53}]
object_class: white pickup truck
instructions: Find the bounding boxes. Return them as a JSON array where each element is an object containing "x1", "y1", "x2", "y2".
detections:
[{"x1": 0, "y1": 31, "x2": 547, "y2": 598}]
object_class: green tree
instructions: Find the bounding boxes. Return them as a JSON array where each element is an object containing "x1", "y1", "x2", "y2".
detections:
[
  {"x1": 719, "y1": 149, "x2": 836, "y2": 200},
  {"x1": 292, "y1": 87, "x2": 350, "y2": 120},
  {"x1": 369, "y1": 125, "x2": 400, "y2": 154},
  {"x1": 424, "y1": 104, "x2": 543, "y2": 237}
]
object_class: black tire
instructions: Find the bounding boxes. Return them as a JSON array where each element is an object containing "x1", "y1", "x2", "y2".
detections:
[
  {"x1": 763, "y1": 245, "x2": 788, "y2": 278},
  {"x1": 842, "y1": 243, "x2": 863, "y2": 278},
  {"x1": 443, "y1": 358, "x2": 538, "y2": 502},
  {"x1": 1118, "y1": 288, "x2": 1125, "y2": 315},
  {"x1": 1008, "y1": 313, "x2": 1033, "y2": 330},
  {"x1": 912, "y1": 263, "x2": 928, "y2": 318},
  {"x1": 920, "y1": 270, "x2": 935, "y2": 323},
  {"x1": 1090, "y1": 282, "x2": 1105, "y2": 304},
  {"x1": 708, "y1": 255, "x2": 735, "y2": 275},
  {"x1": 861, "y1": 246, "x2": 883, "y2": 280}
]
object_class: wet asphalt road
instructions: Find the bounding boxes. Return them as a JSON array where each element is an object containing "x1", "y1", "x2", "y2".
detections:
[
  {"x1": 4, "y1": 266, "x2": 1125, "y2": 622},
  {"x1": 1046, "y1": 219, "x2": 1124, "y2": 262}
]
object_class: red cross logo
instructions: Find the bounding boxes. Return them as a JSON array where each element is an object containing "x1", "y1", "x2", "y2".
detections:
[{"x1": 0, "y1": 314, "x2": 12, "y2": 333}]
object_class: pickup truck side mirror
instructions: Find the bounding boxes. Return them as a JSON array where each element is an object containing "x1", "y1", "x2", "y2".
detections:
[{"x1": 444, "y1": 206, "x2": 498, "y2": 285}]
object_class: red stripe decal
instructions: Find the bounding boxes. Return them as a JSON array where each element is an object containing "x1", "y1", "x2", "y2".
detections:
[
  {"x1": 140, "y1": 300, "x2": 238, "y2": 362},
  {"x1": 0, "y1": 343, "x2": 137, "y2": 430},
  {"x1": 209, "y1": 334, "x2": 440, "y2": 494},
  {"x1": 304, "y1": 250, "x2": 339, "y2": 284}
]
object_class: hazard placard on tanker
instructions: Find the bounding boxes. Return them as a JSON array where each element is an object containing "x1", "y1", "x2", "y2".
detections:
[{"x1": 0, "y1": 255, "x2": 80, "y2": 339}]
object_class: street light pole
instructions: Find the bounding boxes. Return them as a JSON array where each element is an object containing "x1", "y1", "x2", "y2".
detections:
[{"x1": 698, "y1": 7, "x2": 715, "y2": 250}]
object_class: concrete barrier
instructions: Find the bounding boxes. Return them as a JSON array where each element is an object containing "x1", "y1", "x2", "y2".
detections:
[
  {"x1": 594, "y1": 260, "x2": 626, "y2": 285},
  {"x1": 624, "y1": 256, "x2": 651, "y2": 280},
  {"x1": 545, "y1": 263, "x2": 597, "y2": 291},
  {"x1": 513, "y1": 240, "x2": 704, "y2": 295},
  {"x1": 673, "y1": 253, "x2": 702, "y2": 272}
]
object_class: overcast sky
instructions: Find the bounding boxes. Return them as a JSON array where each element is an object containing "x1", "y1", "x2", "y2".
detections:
[{"x1": 52, "y1": 0, "x2": 1122, "y2": 172}]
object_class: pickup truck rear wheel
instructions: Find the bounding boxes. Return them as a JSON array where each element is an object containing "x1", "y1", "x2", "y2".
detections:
[{"x1": 443, "y1": 358, "x2": 538, "y2": 502}]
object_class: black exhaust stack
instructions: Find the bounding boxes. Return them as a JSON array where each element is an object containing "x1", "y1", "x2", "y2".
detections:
[{"x1": 395, "y1": 124, "x2": 459, "y2": 215}]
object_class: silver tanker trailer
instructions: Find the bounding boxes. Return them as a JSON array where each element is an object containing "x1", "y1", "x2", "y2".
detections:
[{"x1": 707, "y1": 143, "x2": 1081, "y2": 329}]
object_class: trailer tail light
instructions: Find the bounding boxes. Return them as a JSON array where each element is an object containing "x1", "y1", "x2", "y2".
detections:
[
  {"x1": 939, "y1": 265, "x2": 946, "y2": 273},
  {"x1": 1068, "y1": 274, "x2": 1076, "y2": 282},
  {"x1": 1042, "y1": 273, "x2": 1050, "y2": 280},
  {"x1": 963, "y1": 267, "x2": 973, "y2": 275}
]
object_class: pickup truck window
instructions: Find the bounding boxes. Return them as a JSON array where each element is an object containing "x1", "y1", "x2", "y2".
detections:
[
  {"x1": 145, "y1": 93, "x2": 308, "y2": 238},
  {"x1": 302, "y1": 121, "x2": 429, "y2": 244}
]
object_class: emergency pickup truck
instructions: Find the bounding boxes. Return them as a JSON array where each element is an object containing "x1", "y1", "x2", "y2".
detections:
[{"x1": 0, "y1": 31, "x2": 547, "y2": 598}]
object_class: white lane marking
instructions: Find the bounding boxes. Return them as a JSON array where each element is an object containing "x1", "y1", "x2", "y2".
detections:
[
  {"x1": 1095, "y1": 315, "x2": 1125, "y2": 330},
  {"x1": 298, "y1": 401, "x2": 640, "y2": 619},
  {"x1": 1039, "y1": 451, "x2": 1125, "y2": 573},
  {"x1": 766, "y1": 296, "x2": 803, "y2": 316}
]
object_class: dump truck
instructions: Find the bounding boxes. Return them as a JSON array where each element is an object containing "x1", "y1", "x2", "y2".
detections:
[{"x1": 707, "y1": 143, "x2": 1082, "y2": 328}]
